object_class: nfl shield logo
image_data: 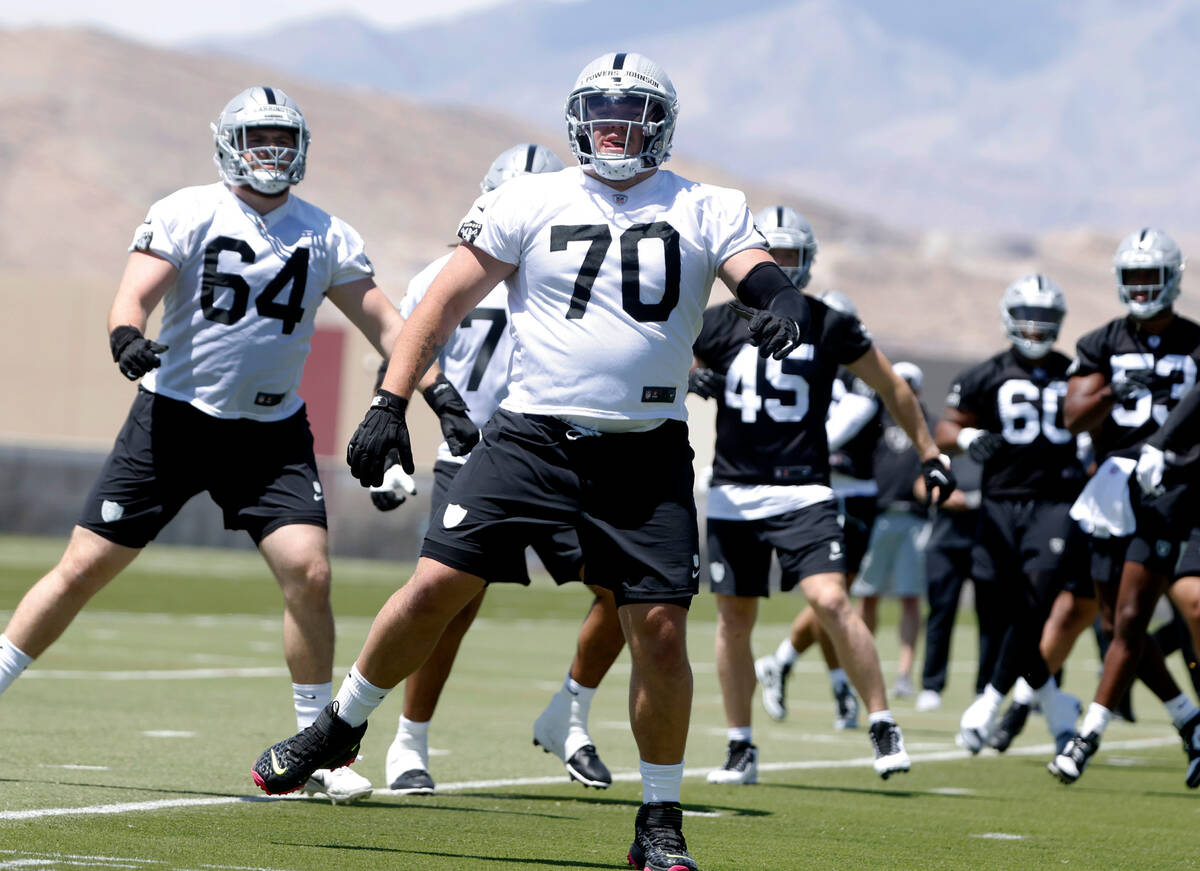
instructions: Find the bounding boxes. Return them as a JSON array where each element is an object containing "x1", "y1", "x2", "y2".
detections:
[{"x1": 613, "y1": 193, "x2": 628, "y2": 205}]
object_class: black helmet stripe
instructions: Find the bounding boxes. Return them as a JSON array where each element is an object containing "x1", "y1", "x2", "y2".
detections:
[
  {"x1": 613, "y1": 52, "x2": 627, "y2": 70},
  {"x1": 524, "y1": 144, "x2": 537, "y2": 172},
  {"x1": 262, "y1": 87, "x2": 277, "y2": 105},
  {"x1": 776, "y1": 206, "x2": 784, "y2": 227}
]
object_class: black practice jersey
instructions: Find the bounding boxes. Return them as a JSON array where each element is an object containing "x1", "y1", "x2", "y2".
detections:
[
  {"x1": 872, "y1": 404, "x2": 932, "y2": 513},
  {"x1": 829, "y1": 370, "x2": 883, "y2": 481},
  {"x1": 694, "y1": 298, "x2": 873, "y2": 487},
  {"x1": 1070, "y1": 315, "x2": 1200, "y2": 462},
  {"x1": 947, "y1": 349, "x2": 1085, "y2": 501}
]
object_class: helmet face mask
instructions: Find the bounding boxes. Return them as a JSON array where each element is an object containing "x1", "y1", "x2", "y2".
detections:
[
  {"x1": 753, "y1": 206, "x2": 818, "y2": 288},
  {"x1": 1113, "y1": 228, "x2": 1184, "y2": 320},
  {"x1": 480, "y1": 143, "x2": 564, "y2": 193},
  {"x1": 212, "y1": 87, "x2": 310, "y2": 196},
  {"x1": 566, "y1": 53, "x2": 678, "y2": 182},
  {"x1": 1001, "y1": 274, "x2": 1066, "y2": 360}
]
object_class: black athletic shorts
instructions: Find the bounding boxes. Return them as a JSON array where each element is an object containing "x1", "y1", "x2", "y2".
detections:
[
  {"x1": 430, "y1": 459, "x2": 583, "y2": 586},
  {"x1": 972, "y1": 498, "x2": 1079, "y2": 583},
  {"x1": 707, "y1": 498, "x2": 846, "y2": 598},
  {"x1": 838, "y1": 494, "x2": 878, "y2": 576},
  {"x1": 421, "y1": 409, "x2": 698, "y2": 608},
  {"x1": 1089, "y1": 481, "x2": 1195, "y2": 585},
  {"x1": 1174, "y1": 526, "x2": 1200, "y2": 581},
  {"x1": 79, "y1": 389, "x2": 326, "y2": 548}
]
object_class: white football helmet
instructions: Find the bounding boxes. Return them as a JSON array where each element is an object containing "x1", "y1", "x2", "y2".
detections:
[
  {"x1": 819, "y1": 289, "x2": 857, "y2": 318},
  {"x1": 566, "y1": 52, "x2": 678, "y2": 182},
  {"x1": 1001, "y1": 273, "x2": 1066, "y2": 360},
  {"x1": 754, "y1": 206, "x2": 818, "y2": 288},
  {"x1": 1113, "y1": 227, "x2": 1184, "y2": 319},
  {"x1": 481, "y1": 144, "x2": 565, "y2": 193},
  {"x1": 212, "y1": 86, "x2": 310, "y2": 195}
]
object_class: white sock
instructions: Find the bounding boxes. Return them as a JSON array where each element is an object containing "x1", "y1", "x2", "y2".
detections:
[
  {"x1": 775, "y1": 638, "x2": 799, "y2": 666},
  {"x1": 640, "y1": 759, "x2": 683, "y2": 804},
  {"x1": 1013, "y1": 677, "x2": 1037, "y2": 706},
  {"x1": 397, "y1": 715, "x2": 430, "y2": 767},
  {"x1": 828, "y1": 668, "x2": 849, "y2": 691},
  {"x1": 1163, "y1": 693, "x2": 1199, "y2": 730},
  {"x1": 1080, "y1": 702, "x2": 1112, "y2": 738},
  {"x1": 727, "y1": 726, "x2": 752, "y2": 744},
  {"x1": 565, "y1": 673, "x2": 597, "y2": 709},
  {"x1": 0, "y1": 634, "x2": 34, "y2": 697},
  {"x1": 868, "y1": 709, "x2": 894, "y2": 726},
  {"x1": 981, "y1": 683, "x2": 1005, "y2": 711},
  {"x1": 293, "y1": 681, "x2": 332, "y2": 730},
  {"x1": 333, "y1": 665, "x2": 390, "y2": 728}
]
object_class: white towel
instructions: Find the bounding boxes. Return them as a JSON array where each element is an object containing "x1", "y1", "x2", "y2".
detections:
[{"x1": 1069, "y1": 456, "x2": 1137, "y2": 538}]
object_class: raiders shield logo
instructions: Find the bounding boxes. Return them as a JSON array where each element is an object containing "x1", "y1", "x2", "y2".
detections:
[{"x1": 458, "y1": 220, "x2": 483, "y2": 244}]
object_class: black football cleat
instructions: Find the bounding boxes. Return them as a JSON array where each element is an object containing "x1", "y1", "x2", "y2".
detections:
[
  {"x1": 565, "y1": 744, "x2": 613, "y2": 789},
  {"x1": 627, "y1": 802, "x2": 699, "y2": 871},
  {"x1": 252, "y1": 702, "x2": 367, "y2": 795},
  {"x1": 987, "y1": 702, "x2": 1030, "y2": 753}
]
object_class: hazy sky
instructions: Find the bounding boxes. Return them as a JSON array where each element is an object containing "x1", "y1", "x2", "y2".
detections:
[{"x1": 0, "y1": 0, "x2": 511, "y2": 44}]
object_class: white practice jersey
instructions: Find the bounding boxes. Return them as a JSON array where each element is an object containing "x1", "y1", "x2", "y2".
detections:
[
  {"x1": 401, "y1": 253, "x2": 512, "y2": 464},
  {"x1": 459, "y1": 166, "x2": 765, "y2": 424},
  {"x1": 132, "y1": 183, "x2": 374, "y2": 420}
]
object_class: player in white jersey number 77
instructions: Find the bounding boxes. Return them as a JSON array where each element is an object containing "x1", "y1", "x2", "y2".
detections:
[
  {"x1": 0, "y1": 86, "x2": 409, "y2": 805},
  {"x1": 253, "y1": 52, "x2": 824, "y2": 870}
]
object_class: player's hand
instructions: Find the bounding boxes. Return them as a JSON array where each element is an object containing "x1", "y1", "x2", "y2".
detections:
[
  {"x1": 1135, "y1": 443, "x2": 1167, "y2": 498},
  {"x1": 921, "y1": 454, "x2": 956, "y2": 506},
  {"x1": 1110, "y1": 369, "x2": 1157, "y2": 401},
  {"x1": 687, "y1": 368, "x2": 725, "y2": 400},
  {"x1": 965, "y1": 431, "x2": 1004, "y2": 464},
  {"x1": 422, "y1": 374, "x2": 479, "y2": 457},
  {"x1": 370, "y1": 464, "x2": 418, "y2": 511},
  {"x1": 730, "y1": 301, "x2": 800, "y2": 360},
  {"x1": 109, "y1": 325, "x2": 168, "y2": 381},
  {"x1": 347, "y1": 389, "x2": 413, "y2": 487}
]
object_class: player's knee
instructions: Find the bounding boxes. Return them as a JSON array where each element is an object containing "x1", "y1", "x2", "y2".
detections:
[{"x1": 277, "y1": 555, "x2": 332, "y2": 606}]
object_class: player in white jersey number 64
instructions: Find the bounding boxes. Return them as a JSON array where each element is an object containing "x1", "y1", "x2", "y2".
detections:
[
  {"x1": 252, "y1": 52, "x2": 833, "y2": 871},
  {"x1": 0, "y1": 86, "x2": 410, "y2": 805}
]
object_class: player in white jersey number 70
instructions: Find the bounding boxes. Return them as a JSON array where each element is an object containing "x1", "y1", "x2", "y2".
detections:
[
  {"x1": 0, "y1": 86, "x2": 410, "y2": 805},
  {"x1": 254, "y1": 52, "x2": 817, "y2": 870}
]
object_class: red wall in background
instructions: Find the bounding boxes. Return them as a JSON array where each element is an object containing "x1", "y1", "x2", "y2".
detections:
[{"x1": 299, "y1": 327, "x2": 345, "y2": 457}]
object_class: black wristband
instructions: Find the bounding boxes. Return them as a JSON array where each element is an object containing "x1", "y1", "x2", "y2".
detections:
[{"x1": 109, "y1": 325, "x2": 143, "y2": 362}]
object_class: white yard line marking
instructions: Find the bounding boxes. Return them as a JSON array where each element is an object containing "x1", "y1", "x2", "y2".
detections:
[
  {"x1": 971, "y1": 833, "x2": 1026, "y2": 840},
  {"x1": 1, "y1": 736, "x2": 1177, "y2": 822},
  {"x1": 0, "y1": 852, "x2": 296, "y2": 871},
  {"x1": 23, "y1": 668, "x2": 289, "y2": 681},
  {"x1": 140, "y1": 731, "x2": 196, "y2": 739}
]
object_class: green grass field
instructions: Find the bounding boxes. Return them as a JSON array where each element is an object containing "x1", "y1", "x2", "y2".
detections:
[{"x1": 0, "y1": 533, "x2": 1194, "y2": 870}]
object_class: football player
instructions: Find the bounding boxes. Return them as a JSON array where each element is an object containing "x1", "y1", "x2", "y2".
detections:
[
  {"x1": 252, "y1": 53, "x2": 819, "y2": 871},
  {"x1": 1051, "y1": 229, "x2": 1200, "y2": 786},
  {"x1": 373, "y1": 144, "x2": 622, "y2": 794},
  {"x1": 0, "y1": 87, "x2": 441, "y2": 804},
  {"x1": 750, "y1": 286, "x2": 881, "y2": 731},
  {"x1": 935, "y1": 275, "x2": 1086, "y2": 754},
  {"x1": 692, "y1": 246, "x2": 954, "y2": 785}
]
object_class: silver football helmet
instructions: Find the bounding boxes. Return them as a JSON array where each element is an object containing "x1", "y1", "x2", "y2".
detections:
[
  {"x1": 1001, "y1": 273, "x2": 1066, "y2": 360},
  {"x1": 212, "y1": 86, "x2": 310, "y2": 195},
  {"x1": 819, "y1": 289, "x2": 857, "y2": 318},
  {"x1": 566, "y1": 52, "x2": 678, "y2": 182},
  {"x1": 754, "y1": 206, "x2": 818, "y2": 288},
  {"x1": 480, "y1": 144, "x2": 565, "y2": 193},
  {"x1": 1113, "y1": 227, "x2": 1184, "y2": 319}
]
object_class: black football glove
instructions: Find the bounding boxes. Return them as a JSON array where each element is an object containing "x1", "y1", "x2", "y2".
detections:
[
  {"x1": 687, "y1": 368, "x2": 725, "y2": 400},
  {"x1": 347, "y1": 389, "x2": 413, "y2": 487},
  {"x1": 922, "y1": 455, "x2": 956, "y2": 506},
  {"x1": 422, "y1": 374, "x2": 480, "y2": 457},
  {"x1": 1110, "y1": 369, "x2": 1157, "y2": 401},
  {"x1": 966, "y1": 431, "x2": 1004, "y2": 464},
  {"x1": 730, "y1": 301, "x2": 801, "y2": 361},
  {"x1": 109, "y1": 325, "x2": 168, "y2": 381},
  {"x1": 369, "y1": 464, "x2": 418, "y2": 511}
]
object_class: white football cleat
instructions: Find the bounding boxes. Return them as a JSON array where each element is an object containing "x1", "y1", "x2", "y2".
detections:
[{"x1": 303, "y1": 764, "x2": 373, "y2": 805}]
